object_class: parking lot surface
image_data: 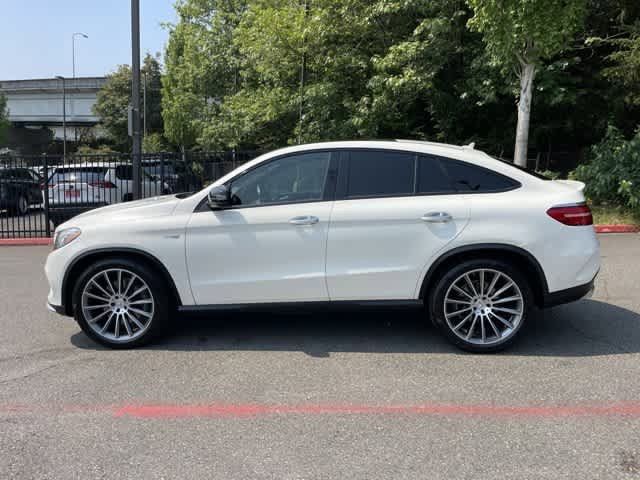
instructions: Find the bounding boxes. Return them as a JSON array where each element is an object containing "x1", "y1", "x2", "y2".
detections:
[{"x1": 1, "y1": 234, "x2": 640, "y2": 479}]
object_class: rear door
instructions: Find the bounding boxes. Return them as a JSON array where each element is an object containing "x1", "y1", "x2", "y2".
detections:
[{"x1": 325, "y1": 150, "x2": 470, "y2": 300}]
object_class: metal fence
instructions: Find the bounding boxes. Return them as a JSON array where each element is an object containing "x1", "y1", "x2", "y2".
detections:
[{"x1": 0, "y1": 151, "x2": 261, "y2": 238}]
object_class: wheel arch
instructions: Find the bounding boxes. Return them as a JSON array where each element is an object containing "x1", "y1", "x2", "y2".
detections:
[
  {"x1": 418, "y1": 243, "x2": 548, "y2": 307},
  {"x1": 61, "y1": 247, "x2": 182, "y2": 316}
]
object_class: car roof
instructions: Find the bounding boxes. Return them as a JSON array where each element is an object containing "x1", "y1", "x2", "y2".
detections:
[
  {"x1": 50, "y1": 162, "x2": 123, "y2": 169},
  {"x1": 210, "y1": 140, "x2": 540, "y2": 188}
]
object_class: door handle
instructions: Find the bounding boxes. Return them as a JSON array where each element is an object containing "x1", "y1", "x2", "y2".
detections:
[
  {"x1": 289, "y1": 215, "x2": 319, "y2": 226},
  {"x1": 421, "y1": 212, "x2": 452, "y2": 223}
]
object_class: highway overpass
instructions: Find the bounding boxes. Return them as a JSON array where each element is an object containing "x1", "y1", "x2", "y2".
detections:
[{"x1": 0, "y1": 77, "x2": 106, "y2": 147}]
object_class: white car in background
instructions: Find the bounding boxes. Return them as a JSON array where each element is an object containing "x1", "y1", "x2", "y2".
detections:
[
  {"x1": 45, "y1": 140, "x2": 600, "y2": 352},
  {"x1": 48, "y1": 163, "x2": 170, "y2": 207}
]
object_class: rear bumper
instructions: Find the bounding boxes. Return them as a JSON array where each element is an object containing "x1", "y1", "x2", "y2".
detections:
[{"x1": 542, "y1": 277, "x2": 595, "y2": 308}]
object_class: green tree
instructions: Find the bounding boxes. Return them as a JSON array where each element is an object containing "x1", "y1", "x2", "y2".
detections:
[
  {"x1": 0, "y1": 92, "x2": 9, "y2": 146},
  {"x1": 93, "y1": 53, "x2": 164, "y2": 150},
  {"x1": 467, "y1": 0, "x2": 587, "y2": 166},
  {"x1": 162, "y1": 0, "x2": 247, "y2": 151}
]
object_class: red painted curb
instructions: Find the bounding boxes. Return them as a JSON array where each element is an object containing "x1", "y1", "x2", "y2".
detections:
[
  {"x1": 0, "y1": 238, "x2": 52, "y2": 246},
  {"x1": 594, "y1": 224, "x2": 639, "y2": 233}
]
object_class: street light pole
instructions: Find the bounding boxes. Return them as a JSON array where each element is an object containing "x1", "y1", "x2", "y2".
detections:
[
  {"x1": 55, "y1": 76, "x2": 67, "y2": 159},
  {"x1": 131, "y1": 0, "x2": 142, "y2": 200},
  {"x1": 72, "y1": 32, "x2": 88, "y2": 79},
  {"x1": 72, "y1": 33, "x2": 88, "y2": 144}
]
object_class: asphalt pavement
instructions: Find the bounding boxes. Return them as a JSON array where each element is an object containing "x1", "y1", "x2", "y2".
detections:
[{"x1": 1, "y1": 234, "x2": 640, "y2": 479}]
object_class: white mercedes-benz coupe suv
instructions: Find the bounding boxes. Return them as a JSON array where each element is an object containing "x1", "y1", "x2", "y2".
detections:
[{"x1": 45, "y1": 140, "x2": 600, "y2": 352}]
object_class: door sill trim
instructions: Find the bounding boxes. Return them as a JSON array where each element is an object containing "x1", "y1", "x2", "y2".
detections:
[{"x1": 179, "y1": 299, "x2": 423, "y2": 313}]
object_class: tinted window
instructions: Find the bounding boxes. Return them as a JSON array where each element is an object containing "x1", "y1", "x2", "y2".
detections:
[
  {"x1": 439, "y1": 158, "x2": 518, "y2": 192},
  {"x1": 50, "y1": 168, "x2": 107, "y2": 184},
  {"x1": 143, "y1": 164, "x2": 176, "y2": 177},
  {"x1": 417, "y1": 156, "x2": 456, "y2": 193},
  {"x1": 346, "y1": 151, "x2": 414, "y2": 198},
  {"x1": 116, "y1": 165, "x2": 133, "y2": 180},
  {"x1": 230, "y1": 152, "x2": 331, "y2": 207}
]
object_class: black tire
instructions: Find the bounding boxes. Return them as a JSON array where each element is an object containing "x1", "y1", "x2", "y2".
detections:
[
  {"x1": 12, "y1": 195, "x2": 29, "y2": 216},
  {"x1": 428, "y1": 258, "x2": 533, "y2": 353},
  {"x1": 72, "y1": 257, "x2": 170, "y2": 348}
]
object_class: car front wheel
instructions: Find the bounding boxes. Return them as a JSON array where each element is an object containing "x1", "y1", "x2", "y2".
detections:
[
  {"x1": 429, "y1": 259, "x2": 532, "y2": 353},
  {"x1": 72, "y1": 258, "x2": 169, "y2": 348}
]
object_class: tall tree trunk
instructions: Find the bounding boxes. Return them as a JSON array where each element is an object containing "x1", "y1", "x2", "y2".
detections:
[{"x1": 514, "y1": 62, "x2": 536, "y2": 167}]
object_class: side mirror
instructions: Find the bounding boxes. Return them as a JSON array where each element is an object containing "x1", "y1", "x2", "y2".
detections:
[{"x1": 207, "y1": 184, "x2": 231, "y2": 210}]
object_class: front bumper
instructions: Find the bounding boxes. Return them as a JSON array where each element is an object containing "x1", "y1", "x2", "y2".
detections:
[{"x1": 47, "y1": 302, "x2": 68, "y2": 316}]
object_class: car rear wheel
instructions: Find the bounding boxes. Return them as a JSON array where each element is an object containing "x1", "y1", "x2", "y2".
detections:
[
  {"x1": 429, "y1": 259, "x2": 532, "y2": 353},
  {"x1": 72, "y1": 258, "x2": 169, "y2": 348},
  {"x1": 14, "y1": 195, "x2": 28, "y2": 216}
]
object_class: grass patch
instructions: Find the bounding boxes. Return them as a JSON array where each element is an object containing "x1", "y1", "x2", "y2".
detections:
[{"x1": 590, "y1": 204, "x2": 640, "y2": 225}]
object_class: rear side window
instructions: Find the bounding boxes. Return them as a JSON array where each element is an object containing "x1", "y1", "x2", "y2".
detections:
[
  {"x1": 346, "y1": 150, "x2": 414, "y2": 198},
  {"x1": 417, "y1": 156, "x2": 456, "y2": 194},
  {"x1": 438, "y1": 157, "x2": 519, "y2": 192}
]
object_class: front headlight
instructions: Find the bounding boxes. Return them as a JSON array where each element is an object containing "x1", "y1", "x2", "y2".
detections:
[{"x1": 53, "y1": 227, "x2": 82, "y2": 250}]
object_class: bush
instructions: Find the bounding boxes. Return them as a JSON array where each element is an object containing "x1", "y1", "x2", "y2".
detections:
[{"x1": 572, "y1": 126, "x2": 640, "y2": 210}]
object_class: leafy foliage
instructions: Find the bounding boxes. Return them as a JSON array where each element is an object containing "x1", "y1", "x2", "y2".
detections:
[
  {"x1": 93, "y1": 54, "x2": 164, "y2": 150},
  {"x1": 573, "y1": 126, "x2": 640, "y2": 210},
  {"x1": 466, "y1": 0, "x2": 587, "y2": 65},
  {"x1": 160, "y1": 0, "x2": 640, "y2": 177}
]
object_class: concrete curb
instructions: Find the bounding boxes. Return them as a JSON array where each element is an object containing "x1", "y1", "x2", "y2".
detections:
[{"x1": 0, "y1": 225, "x2": 638, "y2": 246}]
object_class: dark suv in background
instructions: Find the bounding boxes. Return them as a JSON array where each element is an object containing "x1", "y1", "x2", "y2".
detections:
[{"x1": 0, "y1": 167, "x2": 42, "y2": 216}]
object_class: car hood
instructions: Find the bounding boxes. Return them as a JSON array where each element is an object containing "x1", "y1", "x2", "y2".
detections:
[{"x1": 59, "y1": 195, "x2": 182, "y2": 229}]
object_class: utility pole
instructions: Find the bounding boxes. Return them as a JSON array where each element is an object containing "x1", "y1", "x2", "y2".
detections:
[
  {"x1": 55, "y1": 76, "x2": 67, "y2": 159},
  {"x1": 72, "y1": 33, "x2": 88, "y2": 145},
  {"x1": 130, "y1": 0, "x2": 142, "y2": 200},
  {"x1": 143, "y1": 72, "x2": 147, "y2": 137}
]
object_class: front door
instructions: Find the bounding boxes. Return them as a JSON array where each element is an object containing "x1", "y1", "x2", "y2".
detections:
[{"x1": 186, "y1": 151, "x2": 337, "y2": 305}]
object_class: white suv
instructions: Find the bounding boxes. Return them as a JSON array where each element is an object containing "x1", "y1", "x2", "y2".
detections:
[
  {"x1": 48, "y1": 163, "x2": 169, "y2": 207},
  {"x1": 45, "y1": 141, "x2": 600, "y2": 352}
]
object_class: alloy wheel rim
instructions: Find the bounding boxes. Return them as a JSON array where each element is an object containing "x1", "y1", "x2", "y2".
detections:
[
  {"x1": 444, "y1": 268, "x2": 524, "y2": 346},
  {"x1": 81, "y1": 268, "x2": 155, "y2": 342}
]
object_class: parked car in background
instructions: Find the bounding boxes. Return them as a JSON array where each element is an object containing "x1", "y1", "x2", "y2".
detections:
[
  {"x1": 142, "y1": 159, "x2": 178, "y2": 193},
  {"x1": 0, "y1": 167, "x2": 43, "y2": 215},
  {"x1": 46, "y1": 163, "x2": 170, "y2": 226},
  {"x1": 45, "y1": 140, "x2": 600, "y2": 351}
]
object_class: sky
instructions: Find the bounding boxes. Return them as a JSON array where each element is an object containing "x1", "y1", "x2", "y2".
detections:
[{"x1": 0, "y1": 0, "x2": 177, "y2": 80}]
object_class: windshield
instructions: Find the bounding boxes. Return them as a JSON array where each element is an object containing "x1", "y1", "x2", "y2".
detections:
[{"x1": 143, "y1": 164, "x2": 176, "y2": 176}]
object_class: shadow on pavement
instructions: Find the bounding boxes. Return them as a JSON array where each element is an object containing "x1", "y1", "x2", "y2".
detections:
[{"x1": 70, "y1": 299, "x2": 640, "y2": 357}]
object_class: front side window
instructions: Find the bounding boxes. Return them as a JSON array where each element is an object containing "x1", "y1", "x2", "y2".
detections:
[
  {"x1": 229, "y1": 152, "x2": 331, "y2": 207},
  {"x1": 346, "y1": 150, "x2": 414, "y2": 198}
]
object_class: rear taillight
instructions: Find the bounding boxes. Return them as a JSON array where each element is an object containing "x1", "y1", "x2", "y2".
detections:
[
  {"x1": 89, "y1": 181, "x2": 116, "y2": 189},
  {"x1": 546, "y1": 204, "x2": 593, "y2": 226}
]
